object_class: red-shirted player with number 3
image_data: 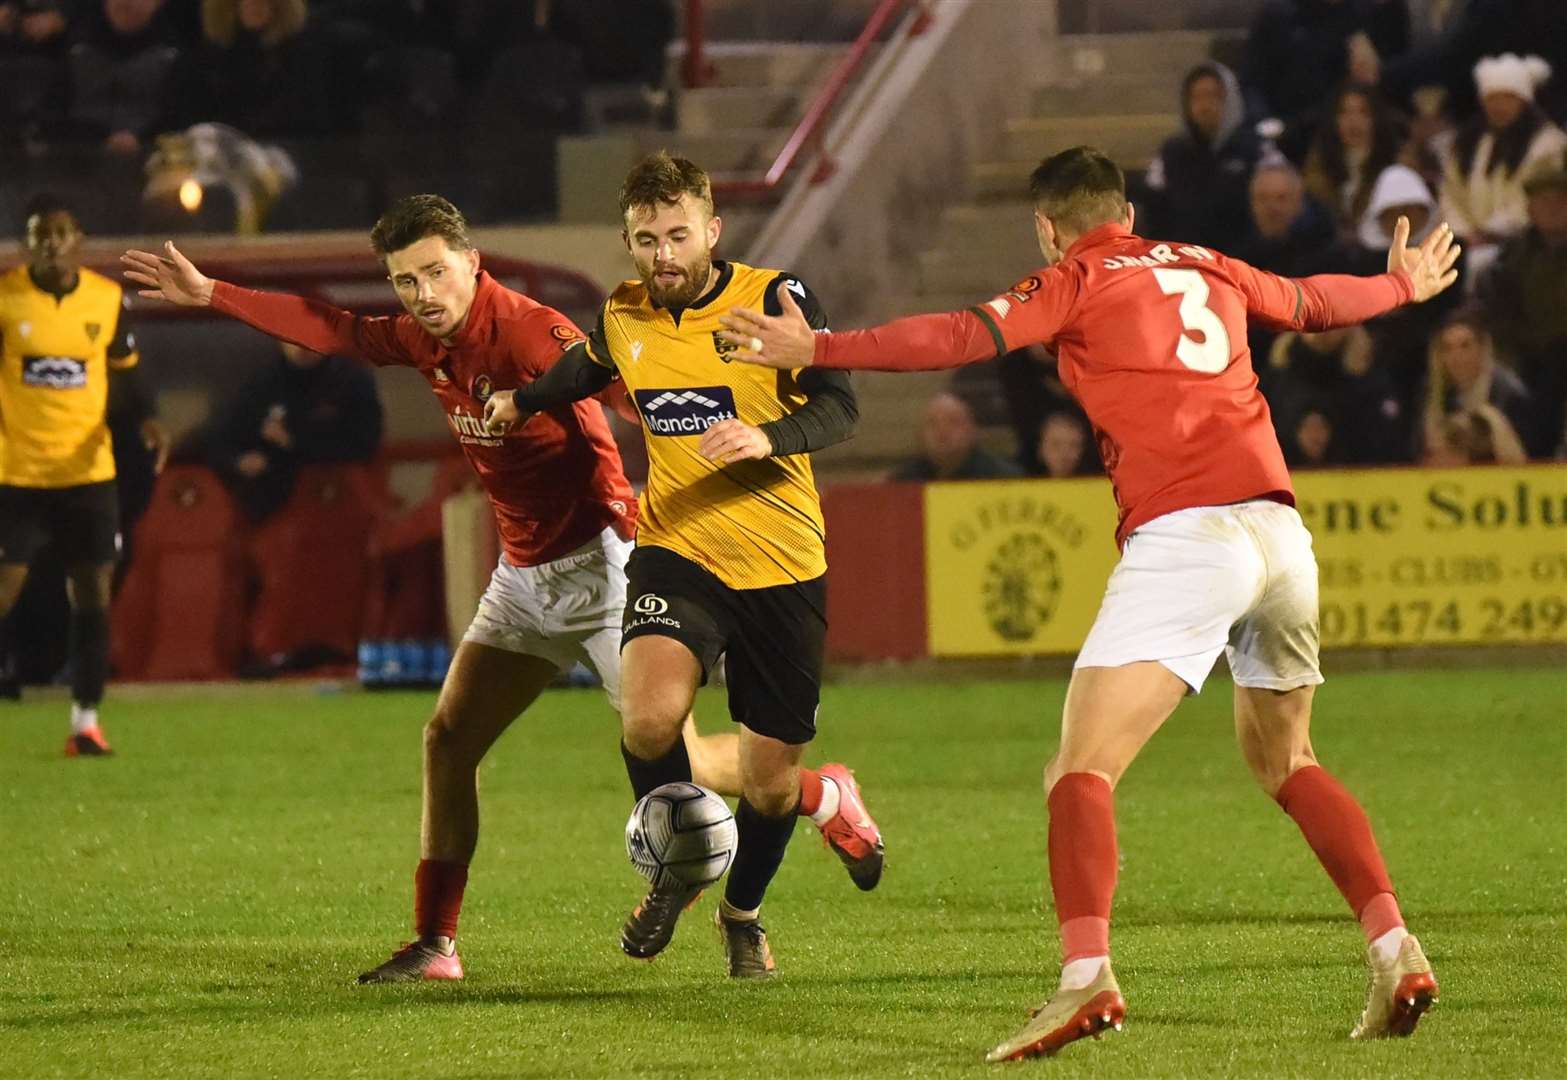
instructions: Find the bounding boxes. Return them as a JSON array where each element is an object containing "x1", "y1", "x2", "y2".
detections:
[
  {"x1": 722, "y1": 147, "x2": 1460, "y2": 1061},
  {"x1": 121, "y1": 195, "x2": 882, "y2": 985}
]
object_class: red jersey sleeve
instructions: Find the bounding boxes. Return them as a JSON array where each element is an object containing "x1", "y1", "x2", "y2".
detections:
[
  {"x1": 810, "y1": 265, "x2": 1079, "y2": 371},
  {"x1": 209, "y1": 280, "x2": 415, "y2": 367},
  {"x1": 1215, "y1": 253, "x2": 1416, "y2": 331}
]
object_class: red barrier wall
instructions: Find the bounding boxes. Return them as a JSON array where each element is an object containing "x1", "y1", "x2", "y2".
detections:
[{"x1": 822, "y1": 483, "x2": 927, "y2": 661}]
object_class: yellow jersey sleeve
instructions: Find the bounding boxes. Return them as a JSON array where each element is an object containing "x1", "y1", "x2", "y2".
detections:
[{"x1": 585, "y1": 297, "x2": 619, "y2": 370}]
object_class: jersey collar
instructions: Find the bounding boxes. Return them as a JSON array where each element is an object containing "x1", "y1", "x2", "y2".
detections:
[
  {"x1": 28, "y1": 266, "x2": 81, "y2": 301},
  {"x1": 660, "y1": 260, "x2": 733, "y2": 325},
  {"x1": 1066, "y1": 222, "x2": 1132, "y2": 258},
  {"x1": 442, "y1": 270, "x2": 497, "y2": 350},
  {"x1": 686, "y1": 259, "x2": 733, "y2": 311}
]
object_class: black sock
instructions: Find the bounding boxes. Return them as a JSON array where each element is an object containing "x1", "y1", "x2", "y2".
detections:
[
  {"x1": 621, "y1": 737, "x2": 692, "y2": 800},
  {"x1": 723, "y1": 797, "x2": 798, "y2": 913},
  {"x1": 69, "y1": 604, "x2": 109, "y2": 707}
]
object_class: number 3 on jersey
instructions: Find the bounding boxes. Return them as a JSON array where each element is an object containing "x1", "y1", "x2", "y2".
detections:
[{"x1": 1153, "y1": 267, "x2": 1231, "y2": 373}]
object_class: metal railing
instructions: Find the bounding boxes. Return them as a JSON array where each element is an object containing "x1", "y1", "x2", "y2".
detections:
[{"x1": 682, "y1": 0, "x2": 932, "y2": 199}]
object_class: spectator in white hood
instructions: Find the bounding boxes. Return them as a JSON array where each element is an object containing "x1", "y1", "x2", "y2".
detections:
[{"x1": 1358, "y1": 163, "x2": 1437, "y2": 249}]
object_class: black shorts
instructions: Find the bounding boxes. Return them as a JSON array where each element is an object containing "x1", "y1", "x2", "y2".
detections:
[
  {"x1": 0, "y1": 481, "x2": 121, "y2": 567},
  {"x1": 622, "y1": 545, "x2": 826, "y2": 745}
]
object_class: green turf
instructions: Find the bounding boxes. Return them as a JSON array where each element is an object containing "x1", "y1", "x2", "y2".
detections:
[{"x1": 3, "y1": 669, "x2": 1565, "y2": 1079}]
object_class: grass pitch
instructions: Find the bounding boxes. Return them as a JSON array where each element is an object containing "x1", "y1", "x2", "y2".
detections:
[{"x1": 3, "y1": 668, "x2": 1564, "y2": 1079}]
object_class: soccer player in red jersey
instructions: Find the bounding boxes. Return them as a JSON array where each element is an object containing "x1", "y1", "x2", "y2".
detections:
[
  {"x1": 721, "y1": 147, "x2": 1460, "y2": 1058},
  {"x1": 121, "y1": 195, "x2": 882, "y2": 984}
]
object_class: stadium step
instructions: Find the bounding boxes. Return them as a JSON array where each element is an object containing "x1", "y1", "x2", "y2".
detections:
[
  {"x1": 652, "y1": 128, "x2": 790, "y2": 175},
  {"x1": 998, "y1": 113, "x2": 1176, "y2": 172},
  {"x1": 836, "y1": 368, "x2": 954, "y2": 465},
  {"x1": 1058, "y1": 0, "x2": 1256, "y2": 33},
  {"x1": 676, "y1": 86, "x2": 809, "y2": 135},
  {"x1": 667, "y1": 41, "x2": 850, "y2": 89},
  {"x1": 916, "y1": 240, "x2": 1046, "y2": 297},
  {"x1": 667, "y1": 0, "x2": 889, "y2": 44},
  {"x1": 930, "y1": 203, "x2": 1040, "y2": 258},
  {"x1": 717, "y1": 205, "x2": 774, "y2": 257},
  {"x1": 876, "y1": 290, "x2": 997, "y2": 317},
  {"x1": 1051, "y1": 30, "x2": 1232, "y2": 75},
  {"x1": 1032, "y1": 73, "x2": 1180, "y2": 118}
]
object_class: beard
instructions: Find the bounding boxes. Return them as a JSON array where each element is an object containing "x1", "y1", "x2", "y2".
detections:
[{"x1": 642, "y1": 252, "x2": 713, "y2": 309}]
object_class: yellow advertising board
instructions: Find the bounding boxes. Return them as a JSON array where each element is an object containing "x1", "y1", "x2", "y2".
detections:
[
  {"x1": 925, "y1": 465, "x2": 1567, "y2": 656},
  {"x1": 1299, "y1": 465, "x2": 1567, "y2": 648},
  {"x1": 924, "y1": 477, "x2": 1120, "y2": 656}
]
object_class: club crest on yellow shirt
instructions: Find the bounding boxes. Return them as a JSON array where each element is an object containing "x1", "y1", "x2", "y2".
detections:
[{"x1": 711, "y1": 330, "x2": 738, "y2": 362}]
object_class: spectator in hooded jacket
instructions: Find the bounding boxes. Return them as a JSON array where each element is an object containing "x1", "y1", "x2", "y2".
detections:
[
  {"x1": 1328, "y1": 162, "x2": 1462, "y2": 392},
  {"x1": 1143, "y1": 61, "x2": 1263, "y2": 250}
]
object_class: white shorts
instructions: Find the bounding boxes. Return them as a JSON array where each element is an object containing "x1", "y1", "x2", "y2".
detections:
[
  {"x1": 461, "y1": 527, "x2": 631, "y2": 710},
  {"x1": 1075, "y1": 500, "x2": 1323, "y2": 694}
]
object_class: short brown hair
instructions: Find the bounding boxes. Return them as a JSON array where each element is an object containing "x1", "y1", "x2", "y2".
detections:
[
  {"x1": 618, "y1": 151, "x2": 713, "y2": 221},
  {"x1": 1028, "y1": 146, "x2": 1127, "y2": 236},
  {"x1": 369, "y1": 194, "x2": 473, "y2": 259}
]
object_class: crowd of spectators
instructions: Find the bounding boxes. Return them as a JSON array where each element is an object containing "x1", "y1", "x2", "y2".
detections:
[
  {"x1": 0, "y1": 0, "x2": 675, "y2": 156},
  {"x1": 918, "y1": 0, "x2": 1567, "y2": 482}
]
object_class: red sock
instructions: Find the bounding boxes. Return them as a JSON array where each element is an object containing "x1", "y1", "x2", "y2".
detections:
[
  {"x1": 414, "y1": 858, "x2": 468, "y2": 940},
  {"x1": 1275, "y1": 765, "x2": 1402, "y2": 942},
  {"x1": 1359, "y1": 892, "x2": 1404, "y2": 942},
  {"x1": 1048, "y1": 772, "x2": 1117, "y2": 963},
  {"x1": 796, "y1": 767, "x2": 824, "y2": 817}
]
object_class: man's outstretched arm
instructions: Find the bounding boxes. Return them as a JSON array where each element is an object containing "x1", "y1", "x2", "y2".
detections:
[
  {"x1": 122, "y1": 242, "x2": 410, "y2": 366},
  {"x1": 716, "y1": 278, "x2": 1048, "y2": 373},
  {"x1": 1229, "y1": 217, "x2": 1461, "y2": 332}
]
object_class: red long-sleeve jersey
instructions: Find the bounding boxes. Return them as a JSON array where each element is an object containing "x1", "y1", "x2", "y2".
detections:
[
  {"x1": 814, "y1": 223, "x2": 1415, "y2": 546},
  {"x1": 211, "y1": 270, "x2": 636, "y2": 566}
]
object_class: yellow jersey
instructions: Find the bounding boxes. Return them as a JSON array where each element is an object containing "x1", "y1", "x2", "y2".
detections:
[
  {"x1": 587, "y1": 261, "x2": 829, "y2": 590},
  {"x1": 0, "y1": 265, "x2": 139, "y2": 488}
]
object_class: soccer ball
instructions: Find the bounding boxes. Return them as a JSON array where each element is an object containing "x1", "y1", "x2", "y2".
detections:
[{"x1": 625, "y1": 781, "x2": 738, "y2": 889}]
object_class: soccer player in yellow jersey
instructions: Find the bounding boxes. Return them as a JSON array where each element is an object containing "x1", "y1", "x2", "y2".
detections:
[
  {"x1": 0, "y1": 196, "x2": 168, "y2": 755},
  {"x1": 488, "y1": 152, "x2": 882, "y2": 978}
]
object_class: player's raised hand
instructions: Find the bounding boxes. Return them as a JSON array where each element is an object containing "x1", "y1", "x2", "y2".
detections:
[
  {"x1": 699, "y1": 418, "x2": 773, "y2": 465},
  {"x1": 482, "y1": 388, "x2": 525, "y2": 436},
  {"x1": 121, "y1": 242, "x2": 215, "y2": 306},
  {"x1": 717, "y1": 281, "x2": 816, "y2": 370},
  {"x1": 1388, "y1": 217, "x2": 1461, "y2": 303}
]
